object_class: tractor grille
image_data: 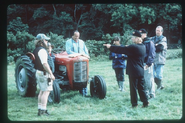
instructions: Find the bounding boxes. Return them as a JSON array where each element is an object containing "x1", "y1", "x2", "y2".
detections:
[{"x1": 74, "y1": 62, "x2": 87, "y2": 82}]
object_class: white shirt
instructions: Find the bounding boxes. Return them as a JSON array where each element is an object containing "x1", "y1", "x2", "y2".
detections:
[
  {"x1": 65, "y1": 38, "x2": 89, "y2": 55},
  {"x1": 38, "y1": 49, "x2": 48, "y2": 64}
]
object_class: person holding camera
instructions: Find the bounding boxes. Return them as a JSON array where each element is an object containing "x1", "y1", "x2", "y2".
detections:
[
  {"x1": 109, "y1": 36, "x2": 127, "y2": 92},
  {"x1": 33, "y1": 33, "x2": 55, "y2": 116},
  {"x1": 104, "y1": 30, "x2": 149, "y2": 108},
  {"x1": 151, "y1": 26, "x2": 167, "y2": 90}
]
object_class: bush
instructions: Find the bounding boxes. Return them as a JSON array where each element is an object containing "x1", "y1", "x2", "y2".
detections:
[
  {"x1": 26, "y1": 40, "x2": 35, "y2": 53},
  {"x1": 101, "y1": 30, "x2": 134, "y2": 45},
  {"x1": 47, "y1": 32, "x2": 66, "y2": 52},
  {"x1": 7, "y1": 17, "x2": 29, "y2": 35},
  {"x1": 7, "y1": 56, "x2": 14, "y2": 65},
  {"x1": 7, "y1": 31, "x2": 182, "y2": 65},
  {"x1": 7, "y1": 31, "x2": 35, "y2": 64},
  {"x1": 86, "y1": 40, "x2": 109, "y2": 57},
  {"x1": 7, "y1": 48, "x2": 24, "y2": 64}
]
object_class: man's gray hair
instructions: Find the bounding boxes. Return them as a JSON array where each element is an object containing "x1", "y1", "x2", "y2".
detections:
[
  {"x1": 74, "y1": 30, "x2": 79, "y2": 34},
  {"x1": 156, "y1": 26, "x2": 164, "y2": 32}
]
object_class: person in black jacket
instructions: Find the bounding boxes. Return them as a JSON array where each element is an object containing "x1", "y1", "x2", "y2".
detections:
[
  {"x1": 139, "y1": 28, "x2": 156, "y2": 99},
  {"x1": 109, "y1": 36, "x2": 127, "y2": 92},
  {"x1": 103, "y1": 30, "x2": 149, "y2": 108}
]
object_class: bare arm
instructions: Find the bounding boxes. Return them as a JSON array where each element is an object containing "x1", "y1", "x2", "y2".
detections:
[{"x1": 43, "y1": 63, "x2": 55, "y2": 81}]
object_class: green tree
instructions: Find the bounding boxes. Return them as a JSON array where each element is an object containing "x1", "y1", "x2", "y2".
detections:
[
  {"x1": 7, "y1": 17, "x2": 29, "y2": 35},
  {"x1": 110, "y1": 4, "x2": 138, "y2": 33},
  {"x1": 150, "y1": 3, "x2": 182, "y2": 43},
  {"x1": 7, "y1": 4, "x2": 182, "y2": 44}
]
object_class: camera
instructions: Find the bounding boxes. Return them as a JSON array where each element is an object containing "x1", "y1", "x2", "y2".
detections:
[{"x1": 47, "y1": 78, "x2": 51, "y2": 85}]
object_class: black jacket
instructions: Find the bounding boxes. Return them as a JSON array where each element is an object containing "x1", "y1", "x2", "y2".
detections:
[
  {"x1": 33, "y1": 47, "x2": 55, "y2": 73},
  {"x1": 143, "y1": 37, "x2": 156, "y2": 67},
  {"x1": 110, "y1": 44, "x2": 146, "y2": 77},
  {"x1": 109, "y1": 44, "x2": 127, "y2": 69}
]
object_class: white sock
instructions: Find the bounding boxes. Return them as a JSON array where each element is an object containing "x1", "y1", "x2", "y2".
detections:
[
  {"x1": 41, "y1": 105, "x2": 46, "y2": 110},
  {"x1": 38, "y1": 103, "x2": 41, "y2": 109}
]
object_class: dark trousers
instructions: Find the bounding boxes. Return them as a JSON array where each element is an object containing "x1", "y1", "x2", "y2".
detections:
[
  {"x1": 114, "y1": 68, "x2": 124, "y2": 81},
  {"x1": 129, "y1": 76, "x2": 148, "y2": 106}
]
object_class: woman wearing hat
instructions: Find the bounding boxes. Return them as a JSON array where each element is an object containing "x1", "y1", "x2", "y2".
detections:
[{"x1": 103, "y1": 30, "x2": 149, "y2": 108}]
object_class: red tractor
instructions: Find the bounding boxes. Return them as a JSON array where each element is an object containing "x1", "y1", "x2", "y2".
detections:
[{"x1": 14, "y1": 50, "x2": 107, "y2": 103}]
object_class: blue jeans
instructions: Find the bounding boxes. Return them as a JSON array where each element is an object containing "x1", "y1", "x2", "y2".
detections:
[
  {"x1": 114, "y1": 68, "x2": 125, "y2": 81},
  {"x1": 79, "y1": 87, "x2": 88, "y2": 96},
  {"x1": 153, "y1": 64, "x2": 164, "y2": 80}
]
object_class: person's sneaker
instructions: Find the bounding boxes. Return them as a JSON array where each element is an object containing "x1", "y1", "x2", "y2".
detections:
[
  {"x1": 41, "y1": 110, "x2": 50, "y2": 116},
  {"x1": 142, "y1": 102, "x2": 149, "y2": 108}
]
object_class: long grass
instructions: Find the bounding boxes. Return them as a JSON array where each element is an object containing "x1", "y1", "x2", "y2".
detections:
[{"x1": 7, "y1": 57, "x2": 182, "y2": 121}]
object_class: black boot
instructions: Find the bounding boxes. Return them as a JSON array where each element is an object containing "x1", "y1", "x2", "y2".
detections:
[
  {"x1": 38, "y1": 109, "x2": 41, "y2": 116},
  {"x1": 154, "y1": 78, "x2": 159, "y2": 87},
  {"x1": 155, "y1": 78, "x2": 164, "y2": 90},
  {"x1": 142, "y1": 102, "x2": 149, "y2": 108},
  {"x1": 41, "y1": 110, "x2": 50, "y2": 116}
]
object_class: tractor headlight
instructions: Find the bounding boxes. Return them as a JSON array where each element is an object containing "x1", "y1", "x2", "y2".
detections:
[{"x1": 59, "y1": 65, "x2": 66, "y2": 72}]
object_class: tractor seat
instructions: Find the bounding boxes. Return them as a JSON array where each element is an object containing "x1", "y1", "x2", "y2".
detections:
[{"x1": 26, "y1": 52, "x2": 35, "y2": 61}]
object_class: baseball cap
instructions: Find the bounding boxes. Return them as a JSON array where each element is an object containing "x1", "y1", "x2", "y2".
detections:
[
  {"x1": 36, "y1": 33, "x2": 50, "y2": 40},
  {"x1": 132, "y1": 30, "x2": 141, "y2": 37},
  {"x1": 139, "y1": 28, "x2": 147, "y2": 33}
]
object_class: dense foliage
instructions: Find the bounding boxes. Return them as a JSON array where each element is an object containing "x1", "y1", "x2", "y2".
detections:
[{"x1": 7, "y1": 4, "x2": 182, "y2": 64}]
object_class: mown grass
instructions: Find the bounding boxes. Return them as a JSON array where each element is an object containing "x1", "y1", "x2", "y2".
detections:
[{"x1": 7, "y1": 56, "x2": 182, "y2": 121}]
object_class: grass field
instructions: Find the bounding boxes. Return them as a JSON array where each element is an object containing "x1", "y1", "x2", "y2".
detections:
[{"x1": 7, "y1": 57, "x2": 182, "y2": 121}]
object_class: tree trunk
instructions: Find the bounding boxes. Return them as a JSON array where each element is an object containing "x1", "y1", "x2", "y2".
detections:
[
  {"x1": 167, "y1": 22, "x2": 170, "y2": 45},
  {"x1": 74, "y1": 4, "x2": 77, "y2": 30},
  {"x1": 53, "y1": 4, "x2": 56, "y2": 15}
]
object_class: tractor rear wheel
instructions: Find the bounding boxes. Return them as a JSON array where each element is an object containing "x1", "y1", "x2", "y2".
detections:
[
  {"x1": 90, "y1": 75, "x2": 106, "y2": 99},
  {"x1": 15, "y1": 55, "x2": 36, "y2": 97},
  {"x1": 48, "y1": 79, "x2": 60, "y2": 103}
]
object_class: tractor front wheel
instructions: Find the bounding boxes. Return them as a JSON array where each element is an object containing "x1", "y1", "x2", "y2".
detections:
[
  {"x1": 48, "y1": 79, "x2": 60, "y2": 103},
  {"x1": 90, "y1": 75, "x2": 106, "y2": 99}
]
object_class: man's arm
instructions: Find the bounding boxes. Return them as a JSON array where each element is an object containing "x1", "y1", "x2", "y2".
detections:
[
  {"x1": 155, "y1": 44, "x2": 164, "y2": 52},
  {"x1": 43, "y1": 63, "x2": 55, "y2": 80},
  {"x1": 66, "y1": 39, "x2": 76, "y2": 54},
  {"x1": 146, "y1": 41, "x2": 156, "y2": 67},
  {"x1": 38, "y1": 49, "x2": 55, "y2": 80},
  {"x1": 82, "y1": 42, "x2": 90, "y2": 59},
  {"x1": 110, "y1": 45, "x2": 128, "y2": 55},
  {"x1": 103, "y1": 44, "x2": 127, "y2": 54},
  {"x1": 83, "y1": 45, "x2": 89, "y2": 56}
]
